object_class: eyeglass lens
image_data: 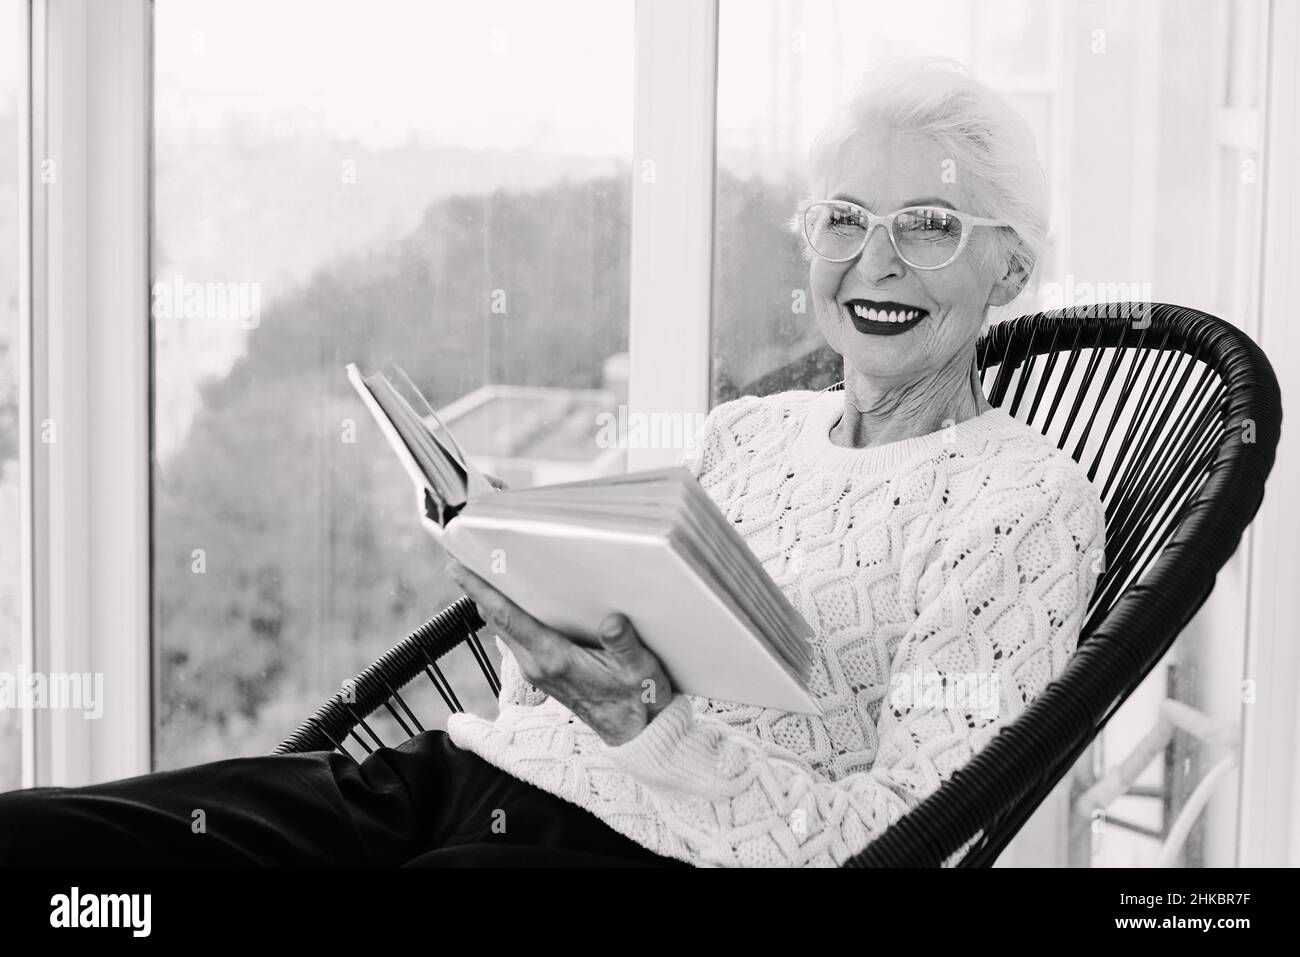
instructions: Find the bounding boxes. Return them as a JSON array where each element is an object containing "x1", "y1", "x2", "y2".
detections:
[{"x1": 805, "y1": 202, "x2": 963, "y2": 267}]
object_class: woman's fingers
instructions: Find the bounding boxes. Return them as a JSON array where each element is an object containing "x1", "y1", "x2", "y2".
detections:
[
  {"x1": 444, "y1": 560, "x2": 567, "y2": 674},
  {"x1": 595, "y1": 613, "x2": 645, "y2": 662},
  {"x1": 494, "y1": 629, "x2": 541, "y2": 684},
  {"x1": 596, "y1": 614, "x2": 672, "y2": 708},
  {"x1": 444, "y1": 561, "x2": 669, "y2": 742}
]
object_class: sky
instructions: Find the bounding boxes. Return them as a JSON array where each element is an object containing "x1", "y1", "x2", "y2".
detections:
[
  {"x1": 149, "y1": 0, "x2": 1008, "y2": 170},
  {"x1": 154, "y1": 0, "x2": 636, "y2": 155}
]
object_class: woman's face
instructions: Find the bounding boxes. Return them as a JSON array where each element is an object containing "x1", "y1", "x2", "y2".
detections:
[{"x1": 809, "y1": 125, "x2": 1018, "y2": 388}]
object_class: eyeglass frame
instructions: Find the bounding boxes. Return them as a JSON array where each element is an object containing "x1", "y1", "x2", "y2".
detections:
[{"x1": 798, "y1": 198, "x2": 1013, "y2": 271}]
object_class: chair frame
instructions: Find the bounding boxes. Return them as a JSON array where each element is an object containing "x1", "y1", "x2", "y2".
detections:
[{"x1": 278, "y1": 302, "x2": 1282, "y2": 868}]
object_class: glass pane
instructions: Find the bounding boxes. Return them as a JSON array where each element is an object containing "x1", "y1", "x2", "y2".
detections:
[
  {"x1": 152, "y1": 0, "x2": 634, "y2": 768},
  {"x1": 713, "y1": 0, "x2": 1269, "y2": 867},
  {"x1": 0, "y1": 0, "x2": 21, "y2": 793}
]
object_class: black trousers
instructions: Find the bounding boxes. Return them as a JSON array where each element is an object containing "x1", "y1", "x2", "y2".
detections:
[{"x1": 0, "y1": 731, "x2": 690, "y2": 868}]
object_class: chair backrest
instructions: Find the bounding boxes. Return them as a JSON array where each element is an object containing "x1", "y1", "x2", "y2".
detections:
[
  {"x1": 839, "y1": 302, "x2": 1281, "y2": 866},
  {"x1": 278, "y1": 302, "x2": 1282, "y2": 869}
]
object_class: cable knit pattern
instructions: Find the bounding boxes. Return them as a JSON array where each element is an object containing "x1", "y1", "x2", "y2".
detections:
[{"x1": 446, "y1": 388, "x2": 1107, "y2": 867}]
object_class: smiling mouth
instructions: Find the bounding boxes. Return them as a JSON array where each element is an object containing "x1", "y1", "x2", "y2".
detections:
[{"x1": 842, "y1": 299, "x2": 930, "y2": 336}]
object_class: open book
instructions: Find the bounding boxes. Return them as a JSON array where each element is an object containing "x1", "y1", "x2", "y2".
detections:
[{"x1": 347, "y1": 363, "x2": 819, "y2": 714}]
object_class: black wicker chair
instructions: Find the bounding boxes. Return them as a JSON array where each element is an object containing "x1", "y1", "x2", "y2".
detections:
[{"x1": 278, "y1": 302, "x2": 1282, "y2": 867}]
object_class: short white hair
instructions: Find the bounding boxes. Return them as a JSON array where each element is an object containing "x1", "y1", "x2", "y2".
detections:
[{"x1": 793, "y1": 56, "x2": 1050, "y2": 328}]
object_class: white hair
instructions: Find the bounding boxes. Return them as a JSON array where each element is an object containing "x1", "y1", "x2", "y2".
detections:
[{"x1": 792, "y1": 56, "x2": 1050, "y2": 328}]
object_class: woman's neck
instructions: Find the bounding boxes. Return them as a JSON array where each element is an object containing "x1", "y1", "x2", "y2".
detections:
[{"x1": 830, "y1": 353, "x2": 991, "y2": 450}]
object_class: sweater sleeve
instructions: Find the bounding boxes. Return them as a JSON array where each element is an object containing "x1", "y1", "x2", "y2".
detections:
[
  {"x1": 600, "y1": 471, "x2": 1108, "y2": 867},
  {"x1": 493, "y1": 636, "x2": 549, "y2": 708}
]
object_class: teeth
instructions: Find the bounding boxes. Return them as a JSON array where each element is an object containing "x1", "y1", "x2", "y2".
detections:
[{"x1": 851, "y1": 304, "x2": 920, "y2": 324}]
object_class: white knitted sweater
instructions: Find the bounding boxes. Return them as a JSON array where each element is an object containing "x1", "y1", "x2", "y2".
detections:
[{"x1": 446, "y1": 388, "x2": 1108, "y2": 867}]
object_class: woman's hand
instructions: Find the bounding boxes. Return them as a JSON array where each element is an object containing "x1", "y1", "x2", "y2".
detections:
[{"x1": 445, "y1": 559, "x2": 674, "y2": 746}]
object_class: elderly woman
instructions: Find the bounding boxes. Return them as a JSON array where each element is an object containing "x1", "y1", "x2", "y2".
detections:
[
  {"x1": 441, "y1": 57, "x2": 1107, "y2": 867},
  {"x1": 0, "y1": 58, "x2": 1104, "y2": 869}
]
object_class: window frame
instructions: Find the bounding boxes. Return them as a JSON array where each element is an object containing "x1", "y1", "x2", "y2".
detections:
[
  {"x1": 1238, "y1": 0, "x2": 1300, "y2": 868},
  {"x1": 627, "y1": 0, "x2": 718, "y2": 471},
  {"x1": 20, "y1": 0, "x2": 151, "y2": 786}
]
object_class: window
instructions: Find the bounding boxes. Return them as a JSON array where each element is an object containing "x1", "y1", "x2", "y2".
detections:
[
  {"x1": 0, "y1": 0, "x2": 21, "y2": 792},
  {"x1": 151, "y1": 0, "x2": 634, "y2": 768},
  {"x1": 710, "y1": 0, "x2": 1269, "y2": 866},
  {"x1": 1, "y1": 0, "x2": 1289, "y2": 865}
]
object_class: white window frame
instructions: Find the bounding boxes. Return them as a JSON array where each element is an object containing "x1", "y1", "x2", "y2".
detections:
[
  {"x1": 627, "y1": 0, "x2": 718, "y2": 471},
  {"x1": 1239, "y1": 0, "x2": 1300, "y2": 868},
  {"x1": 15, "y1": 0, "x2": 1298, "y2": 868},
  {"x1": 20, "y1": 0, "x2": 151, "y2": 786}
]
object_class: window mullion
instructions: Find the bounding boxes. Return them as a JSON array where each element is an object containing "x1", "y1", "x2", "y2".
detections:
[
  {"x1": 627, "y1": 0, "x2": 718, "y2": 471},
  {"x1": 26, "y1": 0, "x2": 151, "y2": 787}
]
